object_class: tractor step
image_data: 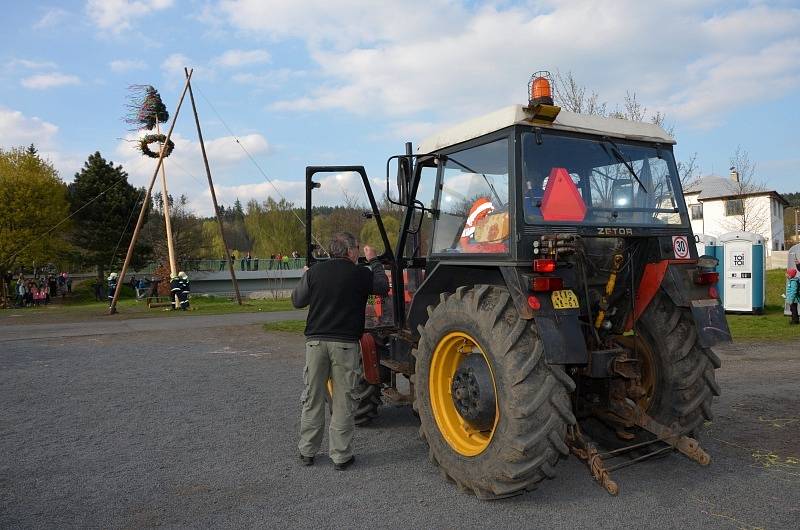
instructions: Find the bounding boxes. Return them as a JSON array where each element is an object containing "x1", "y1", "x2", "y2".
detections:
[
  {"x1": 380, "y1": 359, "x2": 414, "y2": 375},
  {"x1": 382, "y1": 387, "x2": 412, "y2": 405}
]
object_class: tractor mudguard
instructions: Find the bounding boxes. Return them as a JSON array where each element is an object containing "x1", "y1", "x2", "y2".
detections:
[
  {"x1": 500, "y1": 267, "x2": 588, "y2": 365},
  {"x1": 635, "y1": 260, "x2": 731, "y2": 348},
  {"x1": 689, "y1": 299, "x2": 731, "y2": 348},
  {"x1": 534, "y1": 310, "x2": 588, "y2": 364}
]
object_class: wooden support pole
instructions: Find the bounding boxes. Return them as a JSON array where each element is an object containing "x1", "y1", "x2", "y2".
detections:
[
  {"x1": 155, "y1": 121, "x2": 178, "y2": 277},
  {"x1": 155, "y1": 120, "x2": 180, "y2": 310},
  {"x1": 109, "y1": 69, "x2": 193, "y2": 314},
  {"x1": 184, "y1": 68, "x2": 243, "y2": 305}
]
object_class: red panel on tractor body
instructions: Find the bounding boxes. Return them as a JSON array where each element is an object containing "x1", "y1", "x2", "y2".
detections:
[
  {"x1": 360, "y1": 333, "x2": 381, "y2": 384},
  {"x1": 540, "y1": 167, "x2": 587, "y2": 222}
]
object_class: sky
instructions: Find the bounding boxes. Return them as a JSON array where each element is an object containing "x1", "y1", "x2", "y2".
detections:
[{"x1": 1, "y1": 0, "x2": 799, "y2": 216}]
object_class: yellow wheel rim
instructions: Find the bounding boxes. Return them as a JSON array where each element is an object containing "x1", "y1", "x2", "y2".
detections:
[{"x1": 429, "y1": 331, "x2": 499, "y2": 456}]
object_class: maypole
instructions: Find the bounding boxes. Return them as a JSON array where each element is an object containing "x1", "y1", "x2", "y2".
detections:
[
  {"x1": 110, "y1": 70, "x2": 192, "y2": 314},
  {"x1": 128, "y1": 84, "x2": 179, "y2": 308}
]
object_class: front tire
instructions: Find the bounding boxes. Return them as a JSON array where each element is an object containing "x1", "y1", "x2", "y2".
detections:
[{"x1": 413, "y1": 285, "x2": 576, "y2": 499}]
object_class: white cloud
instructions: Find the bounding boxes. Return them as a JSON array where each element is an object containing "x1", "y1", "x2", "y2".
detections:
[
  {"x1": 213, "y1": 49, "x2": 270, "y2": 68},
  {"x1": 0, "y1": 107, "x2": 59, "y2": 148},
  {"x1": 666, "y1": 38, "x2": 800, "y2": 128},
  {"x1": 204, "y1": 171, "x2": 370, "y2": 216},
  {"x1": 160, "y1": 53, "x2": 212, "y2": 86},
  {"x1": 232, "y1": 68, "x2": 307, "y2": 90},
  {"x1": 7, "y1": 59, "x2": 57, "y2": 70},
  {"x1": 217, "y1": 1, "x2": 800, "y2": 131},
  {"x1": 85, "y1": 0, "x2": 174, "y2": 34},
  {"x1": 110, "y1": 59, "x2": 147, "y2": 73},
  {"x1": 113, "y1": 131, "x2": 271, "y2": 215},
  {"x1": 20, "y1": 73, "x2": 81, "y2": 89},
  {"x1": 34, "y1": 7, "x2": 69, "y2": 29},
  {"x1": 0, "y1": 107, "x2": 83, "y2": 179}
]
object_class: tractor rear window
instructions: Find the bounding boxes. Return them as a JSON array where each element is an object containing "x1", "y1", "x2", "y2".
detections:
[
  {"x1": 432, "y1": 138, "x2": 510, "y2": 254},
  {"x1": 522, "y1": 132, "x2": 685, "y2": 226}
]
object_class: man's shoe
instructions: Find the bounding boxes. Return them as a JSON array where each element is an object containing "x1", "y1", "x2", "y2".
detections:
[
  {"x1": 333, "y1": 456, "x2": 355, "y2": 471},
  {"x1": 299, "y1": 454, "x2": 314, "y2": 466}
]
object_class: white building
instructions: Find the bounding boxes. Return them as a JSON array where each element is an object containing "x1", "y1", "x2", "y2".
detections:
[{"x1": 685, "y1": 169, "x2": 788, "y2": 254}]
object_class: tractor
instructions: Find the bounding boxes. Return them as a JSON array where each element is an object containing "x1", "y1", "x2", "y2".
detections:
[{"x1": 304, "y1": 72, "x2": 731, "y2": 498}]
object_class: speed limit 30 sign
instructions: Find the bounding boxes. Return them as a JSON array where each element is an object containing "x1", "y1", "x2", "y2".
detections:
[{"x1": 672, "y1": 235, "x2": 690, "y2": 259}]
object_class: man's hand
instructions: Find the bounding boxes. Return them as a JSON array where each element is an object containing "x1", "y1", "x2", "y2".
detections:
[{"x1": 363, "y1": 245, "x2": 378, "y2": 262}]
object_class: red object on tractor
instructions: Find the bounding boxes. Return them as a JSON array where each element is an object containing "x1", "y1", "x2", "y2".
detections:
[
  {"x1": 360, "y1": 333, "x2": 381, "y2": 385},
  {"x1": 540, "y1": 167, "x2": 587, "y2": 222}
]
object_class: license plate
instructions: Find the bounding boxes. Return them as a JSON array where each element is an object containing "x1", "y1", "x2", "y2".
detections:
[{"x1": 551, "y1": 289, "x2": 579, "y2": 309}]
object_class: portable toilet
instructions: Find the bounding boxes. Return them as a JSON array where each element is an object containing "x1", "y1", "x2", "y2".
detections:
[
  {"x1": 718, "y1": 231, "x2": 765, "y2": 313},
  {"x1": 697, "y1": 234, "x2": 719, "y2": 260},
  {"x1": 784, "y1": 243, "x2": 800, "y2": 315}
]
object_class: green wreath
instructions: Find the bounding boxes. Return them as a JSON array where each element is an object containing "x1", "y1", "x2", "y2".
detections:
[{"x1": 138, "y1": 134, "x2": 175, "y2": 159}]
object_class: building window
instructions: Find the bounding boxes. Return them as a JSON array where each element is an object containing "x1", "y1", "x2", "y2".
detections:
[
  {"x1": 725, "y1": 199, "x2": 744, "y2": 216},
  {"x1": 690, "y1": 203, "x2": 703, "y2": 220}
]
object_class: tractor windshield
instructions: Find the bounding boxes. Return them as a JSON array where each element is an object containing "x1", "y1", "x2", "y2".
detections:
[{"x1": 521, "y1": 131, "x2": 686, "y2": 226}]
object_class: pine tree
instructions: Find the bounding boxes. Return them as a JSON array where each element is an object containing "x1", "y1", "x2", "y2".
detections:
[{"x1": 68, "y1": 152, "x2": 151, "y2": 279}]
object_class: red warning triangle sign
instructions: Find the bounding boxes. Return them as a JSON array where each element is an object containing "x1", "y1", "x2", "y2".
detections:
[{"x1": 540, "y1": 167, "x2": 587, "y2": 222}]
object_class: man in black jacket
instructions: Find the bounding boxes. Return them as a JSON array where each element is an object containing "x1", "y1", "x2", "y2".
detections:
[{"x1": 292, "y1": 232, "x2": 389, "y2": 470}]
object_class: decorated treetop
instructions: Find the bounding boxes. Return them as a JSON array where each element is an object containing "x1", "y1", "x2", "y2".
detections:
[{"x1": 125, "y1": 85, "x2": 169, "y2": 130}]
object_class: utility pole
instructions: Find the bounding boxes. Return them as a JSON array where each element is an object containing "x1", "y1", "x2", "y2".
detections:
[
  {"x1": 184, "y1": 68, "x2": 243, "y2": 305},
  {"x1": 109, "y1": 70, "x2": 193, "y2": 314}
]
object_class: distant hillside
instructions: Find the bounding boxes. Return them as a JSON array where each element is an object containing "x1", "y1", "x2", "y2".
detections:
[{"x1": 781, "y1": 192, "x2": 800, "y2": 207}]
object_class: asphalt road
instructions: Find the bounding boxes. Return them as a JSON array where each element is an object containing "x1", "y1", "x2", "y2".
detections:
[{"x1": 1, "y1": 316, "x2": 798, "y2": 528}]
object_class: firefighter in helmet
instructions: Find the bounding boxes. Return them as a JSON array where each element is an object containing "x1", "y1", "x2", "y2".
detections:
[
  {"x1": 169, "y1": 273, "x2": 181, "y2": 310},
  {"x1": 178, "y1": 271, "x2": 190, "y2": 310},
  {"x1": 107, "y1": 272, "x2": 118, "y2": 307}
]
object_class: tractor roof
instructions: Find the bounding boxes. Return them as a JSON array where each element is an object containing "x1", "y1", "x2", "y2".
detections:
[{"x1": 417, "y1": 105, "x2": 676, "y2": 154}]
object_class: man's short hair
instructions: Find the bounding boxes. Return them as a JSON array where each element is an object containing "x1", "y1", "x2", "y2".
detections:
[{"x1": 329, "y1": 232, "x2": 357, "y2": 258}]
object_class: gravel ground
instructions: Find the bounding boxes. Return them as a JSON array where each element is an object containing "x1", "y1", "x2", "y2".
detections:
[{"x1": 1, "y1": 318, "x2": 798, "y2": 529}]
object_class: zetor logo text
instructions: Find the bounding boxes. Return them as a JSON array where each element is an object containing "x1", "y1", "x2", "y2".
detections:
[{"x1": 596, "y1": 227, "x2": 634, "y2": 235}]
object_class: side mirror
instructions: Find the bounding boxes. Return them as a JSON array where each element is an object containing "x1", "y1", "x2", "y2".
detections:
[{"x1": 395, "y1": 157, "x2": 411, "y2": 204}]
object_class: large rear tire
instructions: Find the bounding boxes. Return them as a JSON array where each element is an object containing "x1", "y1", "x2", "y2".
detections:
[
  {"x1": 413, "y1": 285, "x2": 576, "y2": 499},
  {"x1": 582, "y1": 290, "x2": 721, "y2": 448}
]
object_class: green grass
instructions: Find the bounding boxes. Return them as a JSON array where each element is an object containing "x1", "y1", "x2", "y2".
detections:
[
  {"x1": 726, "y1": 268, "x2": 797, "y2": 341},
  {"x1": 1, "y1": 278, "x2": 296, "y2": 324},
  {"x1": 262, "y1": 320, "x2": 306, "y2": 333}
]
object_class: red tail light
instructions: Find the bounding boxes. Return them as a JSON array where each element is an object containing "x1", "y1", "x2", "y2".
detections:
[
  {"x1": 695, "y1": 272, "x2": 719, "y2": 285},
  {"x1": 531, "y1": 277, "x2": 563, "y2": 292},
  {"x1": 527, "y1": 295, "x2": 541, "y2": 310},
  {"x1": 533, "y1": 259, "x2": 556, "y2": 273}
]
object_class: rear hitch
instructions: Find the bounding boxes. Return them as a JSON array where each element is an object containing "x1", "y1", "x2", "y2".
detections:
[
  {"x1": 573, "y1": 398, "x2": 712, "y2": 495},
  {"x1": 611, "y1": 397, "x2": 711, "y2": 466},
  {"x1": 566, "y1": 426, "x2": 619, "y2": 495}
]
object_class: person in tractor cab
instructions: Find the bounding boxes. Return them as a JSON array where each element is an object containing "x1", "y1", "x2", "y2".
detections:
[{"x1": 291, "y1": 232, "x2": 389, "y2": 470}]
